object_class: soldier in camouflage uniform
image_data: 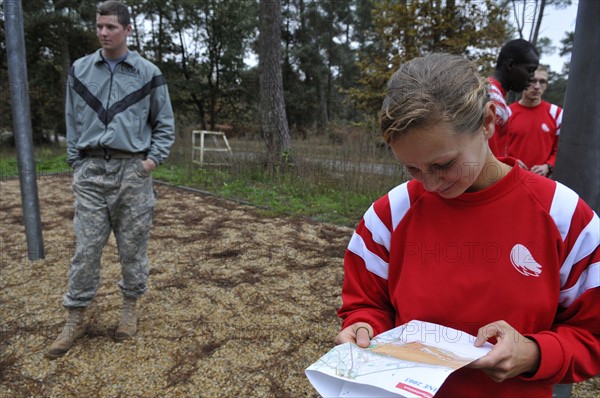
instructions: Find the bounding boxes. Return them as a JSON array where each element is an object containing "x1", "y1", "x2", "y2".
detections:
[{"x1": 46, "y1": 1, "x2": 174, "y2": 359}]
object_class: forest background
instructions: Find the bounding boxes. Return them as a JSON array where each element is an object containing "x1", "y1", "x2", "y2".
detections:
[{"x1": 0, "y1": 0, "x2": 574, "y2": 147}]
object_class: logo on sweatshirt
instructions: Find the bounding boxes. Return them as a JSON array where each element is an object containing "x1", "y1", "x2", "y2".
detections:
[
  {"x1": 541, "y1": 123, "x2": 550, "y2": 133},
  {"x1": 510, "y1": 244, "x2": 542, "y2": 277},
  {"x1": 120, "y1": 64, "x2": 140, "y2": 77}
]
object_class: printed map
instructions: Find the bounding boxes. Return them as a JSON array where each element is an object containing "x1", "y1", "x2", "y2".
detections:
[{"x1": 306, "y1": 320, "x2": 492, "y2": 398}]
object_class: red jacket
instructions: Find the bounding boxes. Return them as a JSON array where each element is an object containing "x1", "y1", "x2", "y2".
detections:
[
  {"x1": 338, "y1": 160, "x2": 600, "y2": 397},
  {"x1": 508, "y1": 100, "x2": 562, "y2": 170}
]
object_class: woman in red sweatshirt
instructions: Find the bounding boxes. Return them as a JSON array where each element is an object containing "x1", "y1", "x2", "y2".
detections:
[{"x1": 335, "y1": 53, "x2": 599, "y2": 398}]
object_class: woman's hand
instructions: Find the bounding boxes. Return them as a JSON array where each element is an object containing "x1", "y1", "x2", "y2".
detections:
[
  {"x1": 334, "y1": 322, "x2": 374, "y2": 348},
  {"x1": 468, "y1": 320, "x2": 541, "y2": 382}
]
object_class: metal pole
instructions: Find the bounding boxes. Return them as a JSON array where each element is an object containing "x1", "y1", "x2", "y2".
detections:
[{"x1": 4, "y1": 0, "x2": 45, "y2": 260}]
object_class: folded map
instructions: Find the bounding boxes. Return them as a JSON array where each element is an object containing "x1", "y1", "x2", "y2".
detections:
[{"x1": 305, "y1": 320, "x2": 493, "y2": 398}]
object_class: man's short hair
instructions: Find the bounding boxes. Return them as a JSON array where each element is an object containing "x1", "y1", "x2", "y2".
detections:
[
  {"x1": 97, "y1": 1, "x2": 131, "y2": 28},
  {"x1": 495, "y1": 39, "x2": 539, "y2": 69}
]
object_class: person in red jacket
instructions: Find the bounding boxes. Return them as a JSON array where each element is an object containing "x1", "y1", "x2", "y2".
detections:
[
  {"x1": 335, "y1": 53, "x2": 599, "y2": 398},
  {"x1": 508, "y1": 65, "x2": 562, "y2": 177},
  {"x1": 487, "y1": 39, "x2": 539, "y2": 157}
]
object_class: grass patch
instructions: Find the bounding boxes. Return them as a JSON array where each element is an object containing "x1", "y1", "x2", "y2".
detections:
[
  {"x1": 1, "y1": 144, "x2": 406, "y2": 226},
  {"x1": 154, "y1": 156, "x2": 403, "y2": 226},
  {"x1": 0, "y1": 146, "x2": 69, "y2": 178}
]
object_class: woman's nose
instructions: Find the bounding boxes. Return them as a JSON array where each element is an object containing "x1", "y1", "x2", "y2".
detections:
[{"x1": 421, "y1": 172, "x2": 444, "y2": 192}]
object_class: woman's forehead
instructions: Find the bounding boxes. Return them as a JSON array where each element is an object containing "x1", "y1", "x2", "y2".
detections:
[{"x1": 391, "y1": 123, "x2": 462, "y2": 164}]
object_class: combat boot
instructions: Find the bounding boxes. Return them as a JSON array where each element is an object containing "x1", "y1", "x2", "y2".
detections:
[
  {"x1": 115, "y1": 296, "x2": 138, "y2": 341},
  {"x1": 45, "y1": 307, "x2": 86, "y2": 359}
]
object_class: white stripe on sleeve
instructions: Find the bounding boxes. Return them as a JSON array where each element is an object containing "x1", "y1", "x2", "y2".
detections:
[
  {"x1": 550, "y1": 182, "x2": 579, "y2": 241},
  {"x1": 559, "y1": 261, "x2": 600, "y2": 307},
  {"x1": 364, "y1": 204, "x2": 392, "y2": 252},
  {"x1": 489, "y1": 86, "x2": 511, "y2": 124},
  {"x1": 559, "y1": 213, "x2": 600, "y2": 288},
  {"x1": 348, "y1": 232, "x2": 389, "y2": 280},
  {"x1": 387, "y1": 182, "x2": 411, "y2": 231}
]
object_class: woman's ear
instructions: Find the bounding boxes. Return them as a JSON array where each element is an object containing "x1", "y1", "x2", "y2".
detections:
[{"x1": 482, "y1": 102, "x2": 496, "y2": 139}]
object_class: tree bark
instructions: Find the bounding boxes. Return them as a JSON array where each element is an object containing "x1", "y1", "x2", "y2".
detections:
[
  {"x1": 174, "y1": 6, "x2": 206, "y2": 129},
  {"x1": 259, "y1": 0, "x2": 292, "y2": 165},
  {"x1": 531, "y1": 0, "x2": 546, "y2": 46},
  {"x1": 553, "y1": 0, "x2": 600, "y2": 214},
  {"x1": 58, "y1": 37, "x2": 70, "y2": 142}
]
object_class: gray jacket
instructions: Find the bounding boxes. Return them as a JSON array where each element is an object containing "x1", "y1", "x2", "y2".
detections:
[{"x1": 66, "y1": 49, "x2": 175, "y2": 166}]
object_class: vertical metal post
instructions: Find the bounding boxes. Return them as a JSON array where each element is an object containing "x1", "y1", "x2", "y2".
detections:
[
  {"x1": 200, "y1": 131, "x2": 205, "y2": 166},
  {"x1": 4, "y1": 0, "x2": 45, "y2": 260},
  {"x1": 192, "y1": 130, "x2": 196, "y2": 162}
]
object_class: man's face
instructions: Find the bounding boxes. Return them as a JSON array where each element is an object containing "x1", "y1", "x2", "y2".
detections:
[
  {"x1": 522, "y1": 70, "x2": 548, "y2": 103},
  {"x1": 96, "y1": 14, "x2": 131, "y2": 58},
  {"x1": 510, "y1": 50, "x2": 540, "y2": 92}
]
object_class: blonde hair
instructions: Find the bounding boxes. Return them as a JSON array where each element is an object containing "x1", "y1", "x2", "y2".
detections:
[{"x1": 380, "y1": 53, "x2": 489, "y2": 144}]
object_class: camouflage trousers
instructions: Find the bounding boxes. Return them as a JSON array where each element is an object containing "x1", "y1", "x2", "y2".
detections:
[{"x1": 63, "y1": 157, "x2": 156, "y2": 308}]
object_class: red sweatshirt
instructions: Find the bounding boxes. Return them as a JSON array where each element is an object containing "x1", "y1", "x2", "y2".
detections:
[
  {"x1": 508, "y1": 100, "x2": 562, "y2": 170},
  {"x1": 487, "y1": 77, "x2": 511, "y2": 157},
  {"x1": 338, "y1": 160, "x2": 600, "y2": 398}
]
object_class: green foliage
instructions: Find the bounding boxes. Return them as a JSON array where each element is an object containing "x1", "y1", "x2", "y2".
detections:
[
  {"x1": 544, "y1": 69, "x2": 568, "y2": 107},
  {"x1": 536, "y1": 29, "x2": 573, "y2": 106},
  {"x1": 0, "y1": 134, "x2": 398, "y2": 227},
  {"x1": 3, "y1": 0, "x2": 568, "y2": 148},
  {"x1": 559, "y1": 31, "x2": 574, "y2": 75},
  {"x1": 347, "y1": 0, "x2": 510, "y2": 117},
  {"x1": 281, "y1": 0, "x2": 369, "y2": 129},
  {"x1": 0, "y1": 1, "x2": 98, "y2": 143},
  {"x1": 151, "y1": 154, "x2": 398, "y2": 226}
]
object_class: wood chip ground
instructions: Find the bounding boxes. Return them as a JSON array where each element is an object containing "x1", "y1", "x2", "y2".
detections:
[{"x1": 1, "y1": 175, "x2": 597, "y2": 397}]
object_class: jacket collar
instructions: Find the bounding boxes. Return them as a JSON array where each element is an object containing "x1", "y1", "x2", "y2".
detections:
[{"x1": 93, "y1": 48, "x2": 141, "y2": 68}]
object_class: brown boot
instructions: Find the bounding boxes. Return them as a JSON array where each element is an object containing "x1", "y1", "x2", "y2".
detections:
[
  {"x1": 45, "y1": 307, "x2": 86, "y2": 359},
  {"x1": 115, "y1": 296, "x2": 138, "y2": 342}
]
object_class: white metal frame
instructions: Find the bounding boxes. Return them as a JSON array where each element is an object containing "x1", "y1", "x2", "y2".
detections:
[{"x1": 191, "y1": 130, "x2": 233, "y2": 166}]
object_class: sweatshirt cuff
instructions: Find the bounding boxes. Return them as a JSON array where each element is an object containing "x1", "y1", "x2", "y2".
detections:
[
  {"x1": 147, "y1": 155, "x2": 160, "y2": 166},
  {"x1": 67, "y1": 156, "x2": 82, "y2": 168},
  {"x1": 342, "y1": 312, "x2": 389, "y2": 337},
  {"x1": 520, "y1": 333, "x2": 564, "y2": 382}
]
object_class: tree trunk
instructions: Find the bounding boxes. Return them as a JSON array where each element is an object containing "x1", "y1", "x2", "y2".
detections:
[
  {"x1": 58, "y1": 37, "x2": 70, "y2": 143},
  {"x1": 551, "y1": 6, "x2": 597, "y2": 397},
  {"x1": 130, "y1": 4, "x2": 142, "y2": 52},
  {"x1": 259, "y1": 0, "x2": 292, "y2": 166},
  {"x1": 174, "y1": 6, "x2": 206, "y2": 129},
  {"x1": 511, "y1": 0, "x2": 526, "y2": 39},
  {"x1": 157, "y1": 11, "x2": 164, "y2": 61},
  {"x1": 318, "y1": 74, "x2": 328, "y2": 128},
  {"x1": 531, "y1": 0, "x2": 546, "y2": 46},
  {"x1": 553, "y1": 0, "x2": 600, "y2": 214}
]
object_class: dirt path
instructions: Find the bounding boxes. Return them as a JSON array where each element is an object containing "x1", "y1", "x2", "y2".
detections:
[{"x1": 0, "y1": 174, "x2": 351, "y2": 397}]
